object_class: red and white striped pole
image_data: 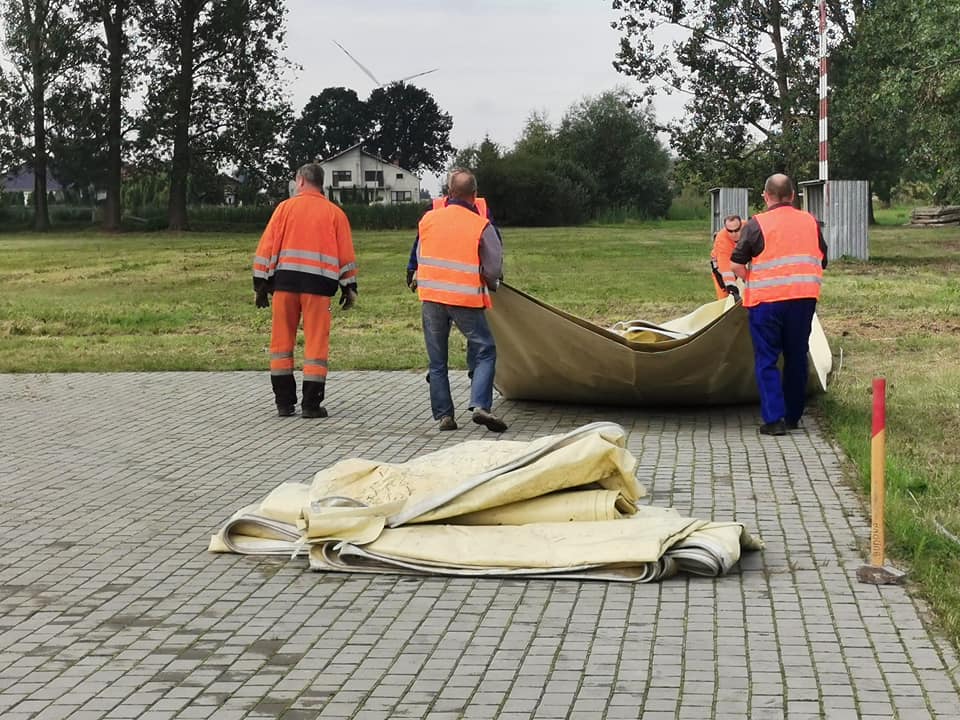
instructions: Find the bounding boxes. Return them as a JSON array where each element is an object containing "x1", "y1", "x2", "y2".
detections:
[
  {"x1": 870, "y1": 378, "x2": 886, "y2": 567},
  {"x1": 818, "y1": 0, "x2": 829, "y2": 182}
]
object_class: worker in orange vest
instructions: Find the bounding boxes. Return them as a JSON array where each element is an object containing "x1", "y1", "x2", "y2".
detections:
[
  {"x1": 407, "y1": 174, "x2": 500, "y2": 381},
  {"x1": 711, "y1": 214, "x2": 743, "y2": 301},
  {"x1": 253, "y1": 163, "x2": 358, "y2": 418},
  {"x1": 415, "y1": 168, "x2": 506, "y2": 433},
  {"x1": 731, "y1": 174, "x2": 828, "y2": 436}
]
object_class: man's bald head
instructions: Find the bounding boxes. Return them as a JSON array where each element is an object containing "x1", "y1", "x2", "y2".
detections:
[
  {"x1": 447, "y1": 168, "x2": 478, "y2": 201},
  {"x1": 763, "y1": 174, "x2": 795, "y2": 205}
]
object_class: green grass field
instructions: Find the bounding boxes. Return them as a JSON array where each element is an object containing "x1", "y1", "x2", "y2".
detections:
[{"x1": 3, "y1": 214, "x2": 960, "y2": 646}]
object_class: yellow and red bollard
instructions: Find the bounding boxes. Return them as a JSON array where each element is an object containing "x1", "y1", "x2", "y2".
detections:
[{"x1": 857, "y1": 377, "x2": 906, "y2": 584}]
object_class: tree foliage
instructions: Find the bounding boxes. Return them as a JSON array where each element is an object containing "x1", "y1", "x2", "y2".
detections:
[
  {"x1": 137, "y1": 0, "x2": 291, "y2": 228},
  {"x1": 1, "y1": 0, "x2": 96, "y2": 229},
  {"x1": 288, "y1": 87, "x2": 370, "y2": 167},
  {"x1": 365, "y1": 82, "x2": 454, "y2": 174},
  {"x1": 610, "y1": 0, "x2": 848, "y2": 191}
]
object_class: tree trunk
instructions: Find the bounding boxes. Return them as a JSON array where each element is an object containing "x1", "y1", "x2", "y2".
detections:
[
  {"x1": 767, "y1": 0, "x2": 794, "y2": 172},
  {"x1": 103, "y1": 1, "x2": 125, "y2": 231},
  {"x1": 167, "y1": 1, "x2": 196, "y2": 231},
  {"x1": 31, "y1": 41, "x2": 50, "y2": 231}
]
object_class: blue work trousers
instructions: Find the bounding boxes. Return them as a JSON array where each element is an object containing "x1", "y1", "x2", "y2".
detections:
[
  {"x1": 421, "y1": 301, "x2": 497, "y2": 419},
  {"x1": 747, "y1": 298, "x2": 818, "y2": 424}
]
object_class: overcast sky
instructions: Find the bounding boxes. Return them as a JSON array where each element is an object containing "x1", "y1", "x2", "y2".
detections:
[{"x1": 284, "y1": 0, "x2": 685, "y2": 192}]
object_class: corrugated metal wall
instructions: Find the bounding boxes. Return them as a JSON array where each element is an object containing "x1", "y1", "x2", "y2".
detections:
[
  {"x1": 801, "y1": 180, "x2": 869, "y2": 260},
  {"x1": 709, "y1": 188, "x2": 750, "y2": 237}
]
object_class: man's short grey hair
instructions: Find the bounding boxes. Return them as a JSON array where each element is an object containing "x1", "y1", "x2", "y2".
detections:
[
  {"x1": 448, "y1": 168, "x2": 477, "y2": 200},
  {"x1": 296, "y1": 163, "x2": 325, "y2": 189}
]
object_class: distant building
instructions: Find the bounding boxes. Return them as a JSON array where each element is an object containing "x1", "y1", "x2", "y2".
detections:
[
  {"x1": 1, "y1": 166, "x2": 66, "y2": 206},
  {"x1": 316, "y1": 143, "x2": 421, "y2": 204}
]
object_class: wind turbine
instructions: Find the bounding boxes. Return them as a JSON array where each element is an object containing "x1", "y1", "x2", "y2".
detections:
[{"x1": 333, "y1": 40, "x2": 438, "y2": 87}]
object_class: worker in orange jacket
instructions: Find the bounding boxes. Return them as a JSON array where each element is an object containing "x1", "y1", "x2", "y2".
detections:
[
  {"x1": 731, "y1": 174, "x2": 828, "y2": 436},
  {"x1": 253, "y1": 163, "x2": 358, "y2": 418},
  {"x1": 415, "y1": 168, "x2": 506, "y2": 433},
  {"x1": 711, "y1": 214, "x2": 743, "y2": 301}
]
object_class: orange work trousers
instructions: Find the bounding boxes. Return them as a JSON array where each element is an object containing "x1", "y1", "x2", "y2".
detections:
[{"x1": 269, "y1": 291, "x2": 331, "y2": 409}]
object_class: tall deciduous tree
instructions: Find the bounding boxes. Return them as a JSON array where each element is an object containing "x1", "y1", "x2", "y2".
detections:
[
  {"x1": 1, "y1": 0, "x2": 94, "y2": 229},
  {"x1": 365, "y1": 82, "x2": 453, "y2": 174},
  {"x1": 288, "y1": 87, "x2": 370, "y2": 167},
  {"x1": 556, "y1": 90, "x2": 672, "y2": 215},
  {"x1": 611, "y1": 0, "x2": 851, "y2": 190},
  {"x1": 138, "y1": 0, "x2": 289, "y2": 229}
]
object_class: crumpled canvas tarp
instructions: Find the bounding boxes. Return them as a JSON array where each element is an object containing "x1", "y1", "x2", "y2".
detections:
[
  {"x1": 485, "y1": 283, "x2": 832, "y2": 406},
  {"x1": 210, "y1": 423, "x2": 763, "y2": 582}
]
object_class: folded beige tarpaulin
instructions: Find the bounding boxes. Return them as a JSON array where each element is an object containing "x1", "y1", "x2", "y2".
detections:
[
  {"x1": 485, "y1": 283, "x2": 832, "y2": 406},
  {"x1": 209, "y1": 423, "x2": 763, "y2": 582}
]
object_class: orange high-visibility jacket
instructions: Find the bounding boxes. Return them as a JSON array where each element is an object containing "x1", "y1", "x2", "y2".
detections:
[
  {"x1": 743, "y1": 206, "x2": 823, "y2": 308},
  {"x1": 711, "y1": 228, "x2": 739, "y2": 297},
  {"x1": 253, "y1": 189, "x2": 357, "y2": 296},
  {"x1": 433, "y1": 196, "x2": 489, "y2": 219},
  {"x1": 417, "y1": 204, "x2": 491, "y2": 308}
]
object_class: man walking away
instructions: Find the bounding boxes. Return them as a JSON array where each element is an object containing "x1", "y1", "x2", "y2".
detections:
[
  {"x1": 731, "y1": 173, "x2": 827, "y2": 436},
  {"x1": 416, "y1": 168, "x2": 507, "y2": 433},
  {"x1": 253, "y1": 163, "x2": 358, "y2": 418}
]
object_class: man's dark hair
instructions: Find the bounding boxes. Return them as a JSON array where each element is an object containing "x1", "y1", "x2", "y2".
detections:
[
  {"x1": 764, "y1": 174, "x2": 794, "y2": 202},
  {"x1": 297, "y1": 163, "x2": 325, "y2": 189},
  {"x1": 723, "y1": 214, "x2": 742, "y2": 228},
  {"x1": 448, "y1": 168, "x2": 478, "y2": 200}
]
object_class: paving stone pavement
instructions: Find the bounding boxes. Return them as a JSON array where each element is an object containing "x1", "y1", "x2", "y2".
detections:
[{"x1": 2, "y1": 371, "x2": 960, "y2": 720}]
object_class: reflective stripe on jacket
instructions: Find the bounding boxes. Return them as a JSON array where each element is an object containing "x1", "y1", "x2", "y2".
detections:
[
  {"x1": 743, "y1": 206, "x2": 823, "y2": 307},
  {"x1": 253, "y1": 189, "x2": 357, "y2": 296},
  {"x1": 417, "y1": 204, "x2": 491, "y2": 308},
  {"x1": 433, "y1": 196, "x2": 488, "y2": 219}
]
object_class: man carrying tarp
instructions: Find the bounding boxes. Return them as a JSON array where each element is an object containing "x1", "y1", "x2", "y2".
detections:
[
  {"x1": 414, "y1": 168, "x2": 507, "y2": 433},
  {"x1": 252, "y1": 163, "x2": 358, "y2": 418},
  {"x1": 711, "y1": 214, "x2": 743, "y2": 301},
  {"x1": 731, "y1": 173, "x2": 828, "y2": 436}
]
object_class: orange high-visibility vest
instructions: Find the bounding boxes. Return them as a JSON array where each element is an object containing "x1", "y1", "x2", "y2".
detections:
[
  {"x1": 711, "y1": 228, "x2": 739, "y2": 298},
  {"x1": 433, "y1": 196, "x2": 488, "y2": 219},
  {"x1": 743, "y1": 206, "x2": 823, "y2": 308},
  {"x1": 417, "y1": 204, "x2": 491, "y2": 308}
]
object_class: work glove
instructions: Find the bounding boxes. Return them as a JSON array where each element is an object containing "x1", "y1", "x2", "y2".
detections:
[
  {"x1": 339, "y1": 286, "x2": 358, "y2": 310},
  {"x1": 255, "y1": 288, "x2": 270, "y2": 308},
  {"x1": 406, "y1": 269, "x2": 417, "y2": 292},
  {"x1": 725, "y1": 284, "x2": 741, "y2": 302}
]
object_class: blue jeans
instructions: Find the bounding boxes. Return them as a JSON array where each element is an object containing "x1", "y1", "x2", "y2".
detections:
[
  {"x1": 748, "y1": 298, "x2": 817, "y2": 424},
  {"x1": 421, "y1": 301, "x2": 497, "y2": 419}
]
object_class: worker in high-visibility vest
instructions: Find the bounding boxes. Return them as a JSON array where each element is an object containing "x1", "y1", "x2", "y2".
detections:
[
  {"x1": 414, "y1": 168, "x2": 506, "y2": 433},
  {"x1": 711, "y1": 214, "x2": 743, "y2": 301},
  {"x1": 407, "y1": 172, "x2": 500, "y2": 382},
  {"x1": 253, "y1": 163, "x2": 358, "y2": 418},
  {"x1": 731, "y1": 174, "x2": 828, "y2": 436}
]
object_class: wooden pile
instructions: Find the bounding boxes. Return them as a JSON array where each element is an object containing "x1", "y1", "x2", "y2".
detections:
[{"x1": 910, "y1": 206, "x2": 960, "y2": 226}]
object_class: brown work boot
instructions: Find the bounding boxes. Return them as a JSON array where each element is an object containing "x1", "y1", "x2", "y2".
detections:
[
  {"x1": 472, "y1": 408, "x2": 507, "y2": 433},
  {"x1": 759, "y1": 420, "x2": 786, "y2": 436},
  {"x1": 438, "y1": 416, "x2": 458, "y2": 431}
]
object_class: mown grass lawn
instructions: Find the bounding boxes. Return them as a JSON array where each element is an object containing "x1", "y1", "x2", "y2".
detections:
[{"x1": 2, "y1": 214, "x2": 959, "y2": 646}]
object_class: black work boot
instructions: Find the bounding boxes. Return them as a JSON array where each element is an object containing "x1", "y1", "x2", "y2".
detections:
[
  {"x1": 271, "y1": 374, "x2": 297, "y2": 416},
  {"x1": 301, "y1": 405, "x2": 328, "y2": 419},
  {"x1": 759, "y1": 420, "x2": 787, "y2": 436}
]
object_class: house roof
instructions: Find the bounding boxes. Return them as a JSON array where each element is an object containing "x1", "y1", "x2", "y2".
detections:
[
  {"x1": 318, "y1": 143, "x2": 417, "y2": 176},
  {"x1": 2, "y1": 167, "x2": 65, "y2": 192}
]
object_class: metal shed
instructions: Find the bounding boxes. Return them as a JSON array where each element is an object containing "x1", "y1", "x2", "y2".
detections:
[
  {"x1": 709, "y1": 187, "x2": 750, "y2": 237},
  {"x1": 798, "y1": 179, "x2": 869, "y2": 260}
]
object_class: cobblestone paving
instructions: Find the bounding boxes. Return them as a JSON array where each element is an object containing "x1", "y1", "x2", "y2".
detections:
[{"x1": 2, "y1": 371, "x2": 959, "y2": 719}]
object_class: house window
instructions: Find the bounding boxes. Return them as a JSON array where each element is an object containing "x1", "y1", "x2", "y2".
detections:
[
  {"x1": 331, "y1": 170, "x2": 351, "y2": 186},
  {"x1": 391, "y1": 190, "x2": 412, "y2": 202},
  {"x1": 396, "y1": 173, "x2": 404, "y2": 179},
  {"x1": 364, "y1": 170, "x2": 384, "y2": 185}
]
